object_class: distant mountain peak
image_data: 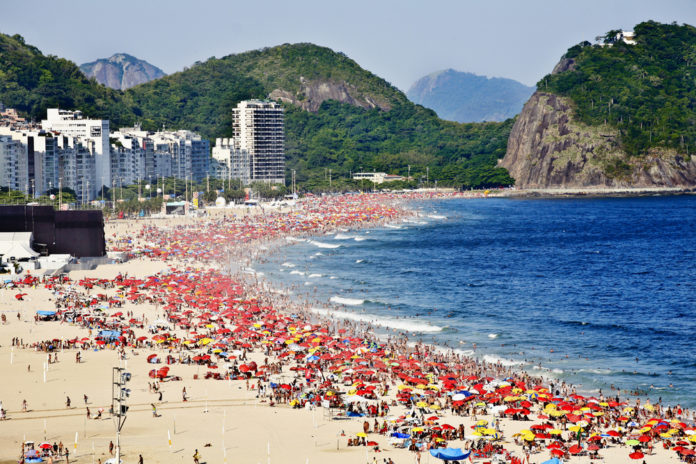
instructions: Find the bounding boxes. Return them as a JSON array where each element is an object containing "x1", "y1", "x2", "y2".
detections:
[
  {"x1": 80, "y1": 54, "x2": 166, "y2": 90},
  {"x1": 407, "y1": 69, "x2": 534, "y2": 122}
]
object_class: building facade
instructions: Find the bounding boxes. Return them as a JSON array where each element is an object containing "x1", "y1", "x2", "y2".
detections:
[
  {"x1": 41, "y1": 109, "x2": 110, "y2": 190},
  {"x1": 212, "y1": 138, "x2": 251, "y2": 185},
  {"x1": 233, "y1": 100, "x2": 285, "y2": 184}
]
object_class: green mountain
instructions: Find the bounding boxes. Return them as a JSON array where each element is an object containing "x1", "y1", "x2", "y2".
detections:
[
  {"x1": 0, "y1": 33, "x2": 133, "y2": 123},
  {"x1": 0, "y1": 35, "x2": 514, "y2": 188},
  {"x1": 502, "y1": 21, "x2": 696, "y2": 188},
  {"x1": 80, "y1": 53, "x2": 166, "y2": 90},
  {"x1": 407, "y1": 69, "x2": 534, "y2": 122}
]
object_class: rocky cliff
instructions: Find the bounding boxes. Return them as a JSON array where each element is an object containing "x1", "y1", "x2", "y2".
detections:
[
  {"x1": 500, "y1": 92, "x2": 696, "y2": 188},
  {"x1": 80, "y1": 54, "x2": 165, "y2": 90},
  {"x1": 268, "y1": 77, "x2": 388, "y2": 112}
]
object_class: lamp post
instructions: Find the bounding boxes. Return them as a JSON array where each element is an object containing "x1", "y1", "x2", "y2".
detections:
[{"x1": 112, "y1": 367, "x2": 131, "y2": 464}]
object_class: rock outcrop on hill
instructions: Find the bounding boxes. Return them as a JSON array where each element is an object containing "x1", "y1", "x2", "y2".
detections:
[
  {"x1": 80, "y1": 54, "x2": 165, "y2": 90},
  {"x1": 500, "y1": 92, "x2": 696, "y2": 188},
  {"x1": 268, "y1": 77, "x2": 388, "y2": 112}
]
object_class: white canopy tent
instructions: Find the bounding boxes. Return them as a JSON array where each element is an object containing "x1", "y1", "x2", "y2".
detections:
[{"x1": 0, "y1": 232, "x2": 39, "y2": 260}]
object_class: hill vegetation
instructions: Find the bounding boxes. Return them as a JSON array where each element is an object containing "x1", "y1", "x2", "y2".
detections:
[
  {"x1": 0, "y1": 35, "x2": 514, "y2": 189},
  {"x1": 407, "y1": 69, "x2": 534, "y2": 122},
  {"x1": 541, "y1": 21, "x2": 696, "y2": 156}
]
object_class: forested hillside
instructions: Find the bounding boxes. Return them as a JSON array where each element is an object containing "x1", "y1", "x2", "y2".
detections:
[
  {"x1": 541, "y1": 21, "x2": 696, "y2": 156},
  {"x1": 0, "y1": 35, "x2": 514, "y2": 188}
]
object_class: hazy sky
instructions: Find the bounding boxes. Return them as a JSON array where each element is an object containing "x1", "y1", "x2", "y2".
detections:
[{"x1": 2, "y1": 0, "x2": 695, "y2": 91}]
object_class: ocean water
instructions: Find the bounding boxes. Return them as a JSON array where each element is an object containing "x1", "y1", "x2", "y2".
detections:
[{"x1": 254, "y1": 196, "x2": 696, "y2": 408}]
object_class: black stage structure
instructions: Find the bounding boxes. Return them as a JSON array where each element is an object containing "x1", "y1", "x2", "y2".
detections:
[{"x1": 0, "y1": 206, "x2": 106, "y2": 257}]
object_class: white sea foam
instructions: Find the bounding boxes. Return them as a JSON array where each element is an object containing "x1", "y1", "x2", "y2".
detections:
[
  {"x1": 290, "y1": 270, "x2": 305, "y2": 276},
  {"x1": 355, "y1": 259, "x2": 364, "y2": 264},
  {"x1": 311, "y1": 307, "x2": 444, "y2": 333},
  {"x1": 482, "y1": 355, "x2": 525, "y2": 367},
  {"x1": 578, "y1": 368, "x2": 613, "y2": 375},
  {"x1": 329, "y1": 276, "x2": 338, "y2": 280},
  {"x1": 314, "y1": 252, "x2": 323, "y2": 256},
  {"x1": 354, "y1": 236, "x2": 366, "y2": 242},
  {"x1": 551, "y1": 368, "x2": 564, "y2": 374},
  {"x1": 281, "y1": 262, "x2": 296, "y2": 268},
  {"x1": 308, "y1": 273, "x2": 322, "y2": 278},
  {"x1": 330, "y1": 296, "x2": 364, "y2": 306},
  {"x1": 304, "y1": 281, "x2": 312, "y2": 286},
  {"x1": 488, "y1": 333, "x2": 499, "y2": 339},
  {"x1": 334, "y1": 233, "x2": 354, "y2": 240},
  {"x1": 427, "y1": 214, "x2": 447, "y2": 220},
  {"x1": 286, "y1": 237, "x2": 306, "y2": 243},
  {"x1": 310, "y1": 240, "x2": 341, "y2": 249}
]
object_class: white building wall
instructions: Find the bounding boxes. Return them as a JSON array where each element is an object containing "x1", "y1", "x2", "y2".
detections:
[{"x1": 41, "y1": 108, "x2": 110, "y2": 189}]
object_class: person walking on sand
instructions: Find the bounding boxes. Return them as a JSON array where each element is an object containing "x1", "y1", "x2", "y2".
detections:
[
  {"x1": 152, "y1": 403, "x2": 158, "y2": 417},
  {"x1": 193, "y1": 449, "x2": 201, "y2": 464},
  {"x1": 139, "y1": 454, "x2": 143, "y2": 464},
  {"x1": 109, "y1": 440, "x2": 114, "y2": 455},
  {"x1": 22, "y1": 399, "x2": 27, "y2": 412}
]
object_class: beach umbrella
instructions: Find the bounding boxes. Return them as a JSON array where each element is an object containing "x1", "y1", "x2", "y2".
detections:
[
  {"x1": 625, "y1": 439, "x2": 640, "y2": 446},
  {"x1": 542, "y1": 458, "x2": 562, "y2": 464},
  {"x1": 629, "y1": 451, "x2": 644, "y2": 460},
  {"x1": 39, "y1": 442, "x2": 52, "y2": 449}
]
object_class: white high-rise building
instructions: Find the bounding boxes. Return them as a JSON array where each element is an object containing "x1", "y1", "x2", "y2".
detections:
[
  {"x1": 233, "y1": 100, "x2": 285, "y2": 184},
  {"x1": 56, "y1": 135, "x2": 96, "y2": 204},
  {"x1": 212, "y1": 138, "x2": 250, "y2": 185},
  {"x1": 41, "y1": 108, "x2": 110, "y2": 190},
  {"x1": 0, "y1": 134, "x2": 21, "y2": 191}
]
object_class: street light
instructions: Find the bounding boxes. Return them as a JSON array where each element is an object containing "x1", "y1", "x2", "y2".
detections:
[{"x1": 112, "y1": 367, "x2": 131, "y2": 464}]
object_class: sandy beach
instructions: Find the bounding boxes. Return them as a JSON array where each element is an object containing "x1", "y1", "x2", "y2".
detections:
[{"x1": 1, "y1": 193, "x2": 691, "y2": 464}]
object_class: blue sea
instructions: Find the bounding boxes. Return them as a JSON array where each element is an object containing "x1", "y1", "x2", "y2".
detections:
[{"x1": 253, "y1": 196, "x2": 696, "y2": 408}]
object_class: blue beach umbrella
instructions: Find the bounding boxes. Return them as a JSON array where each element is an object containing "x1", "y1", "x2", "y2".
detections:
[{"x1": 429, "y1": 448, "x2": 470, "y2": 461}]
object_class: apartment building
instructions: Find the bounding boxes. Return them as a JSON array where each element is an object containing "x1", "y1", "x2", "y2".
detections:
[
  {"x1": 233, "y1": 100, "x2": 285, "y2": 184},
  {"x1": 212, "y1": 138, "x2": 251, "y2": 185},
  {"x1": 41, "y1": 108, "x2": 110, "y2": 190}
]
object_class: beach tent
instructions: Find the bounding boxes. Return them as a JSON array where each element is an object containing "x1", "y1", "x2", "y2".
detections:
[
  {"x1": 429, "y1": 448, "x2": 470, "y2": 461},
  {"x1": 0, "y1": 232, "x2": 38, "y2": 260},
  {"x1": 36, "y1": 310, "x2": 57, "y2": 321},
  {"x1": 36, "y1": 310, "x2": 57, "y2": 317},
  {"x1": 98, "y1": 330, "x2": 121, "y2": 340}
]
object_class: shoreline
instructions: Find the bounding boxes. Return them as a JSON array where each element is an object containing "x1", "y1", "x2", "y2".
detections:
[{"x1": 498, "y1": 186, "x2": 696, "y2": 199}]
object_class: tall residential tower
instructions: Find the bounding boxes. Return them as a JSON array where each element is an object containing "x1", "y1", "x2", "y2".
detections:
[{"x1": 232, "y1": 100, "x2": 285, "y2": 184}]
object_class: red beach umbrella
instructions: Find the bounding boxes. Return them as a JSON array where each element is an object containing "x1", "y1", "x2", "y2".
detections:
[{"x1": 629, "y1": 451, "x2": 644, "y2": 460}]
